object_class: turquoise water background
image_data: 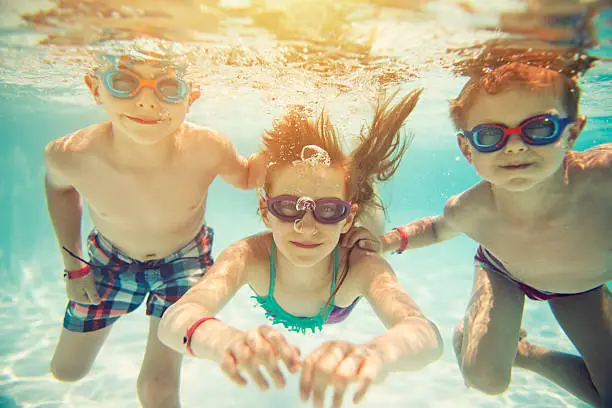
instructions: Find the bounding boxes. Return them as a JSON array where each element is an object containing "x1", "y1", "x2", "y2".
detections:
[{"x1": 0, "y1": 8, "x2": 610, "y2": 408}]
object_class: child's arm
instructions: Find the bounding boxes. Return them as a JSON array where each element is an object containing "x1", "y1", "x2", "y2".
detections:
[
  {"x1": 358, "y1": 253, "x2": 443, "y2": 373},
  {"x1": 158, "y1": 239, "x2": 251, "y2": 361},
  {"x1": 158, "y1": 237, "x2": 300, "y2": 390},
  {"x1": 299, "y1": 252, "x2": 442, "y2": 405},
  {"x1": 43, "y1": 141, "x2": 87, "y2": 272},
  {"x1": 213, "y1": 132, "x2": 267, "y2": 190},
  {"x1": 44, "y1": 140, "x2": 101, "y2": 305},
  {"x1": 380, "y1": 197, "x2": 464, "y2": 253}
]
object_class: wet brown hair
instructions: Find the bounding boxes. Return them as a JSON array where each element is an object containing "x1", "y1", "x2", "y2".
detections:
[
  {"x1": 449, "y1": 47, "x2": 596, "y2": 130},
  {"x1": 261, "y1": 88, "x2": 422, "y2": 304},
  {"x1": 262, "y1": 88, "x2": 422, "y2": 220}
]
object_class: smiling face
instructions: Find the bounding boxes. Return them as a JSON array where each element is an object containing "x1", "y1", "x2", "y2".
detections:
[
  {"x1": 85, "y1": 63, "x2": 199, "y2": 145},
  {"x1": 458, "y1": 87, "x2": 583, "y2": 191},
  {"x1": 261, "y1": 163, "x2": 357, "y2": 267}
]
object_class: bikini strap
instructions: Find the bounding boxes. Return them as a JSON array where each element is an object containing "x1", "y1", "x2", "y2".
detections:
[
  {"x1": 328, "y1": 246, "x2": 339, "y2": 306},
  {"x1": 268, "y1": 241, "x2": 277, "y2": 295}
]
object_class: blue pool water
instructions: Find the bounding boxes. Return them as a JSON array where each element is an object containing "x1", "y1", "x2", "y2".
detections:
[{"x1": 0, "y1": 4, "x2": 610, "y2": 408}]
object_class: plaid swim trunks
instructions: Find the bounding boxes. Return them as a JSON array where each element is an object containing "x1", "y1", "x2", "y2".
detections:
[{"x1": 63, "y1": 225, "x2": 214, "y2": 332}]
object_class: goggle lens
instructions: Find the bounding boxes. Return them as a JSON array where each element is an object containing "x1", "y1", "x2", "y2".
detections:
[{"x1": 267, "y1": 196, "x2": 351, "y2": 224}]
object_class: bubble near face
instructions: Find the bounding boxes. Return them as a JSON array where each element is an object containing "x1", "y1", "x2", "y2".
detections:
[
  {"x1": 296, "y1": 196, "x2": 315, "y2": 211},
  {"x1": 292, "y1": 144, "x2": 331, "y2": 167},
  {"x1": 293, "y1": 218, "x2": 304, "y2": 233},
  {"x1": 288, "y1": 145, "x2": 333, "y2": 188}
]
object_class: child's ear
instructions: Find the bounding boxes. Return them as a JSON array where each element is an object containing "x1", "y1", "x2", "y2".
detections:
[
  {"x1": 341, "y1": 204, "x2": 359, "y2": 234},
  {"x1": 188, "y1": 85, "x2": 201, "y2": 106},
  {"x1": 567, "y1": 115, "x2": 586, "y2": 148},
  {"x1": 457, "y1": 133, "x2": 472, "y2": 163},
  {"x1": 258, "y1": 195, "x2": 271, "y2": 227},
  {"x1": 84, "y1": 73, "x2": 102, "y2": 105}
]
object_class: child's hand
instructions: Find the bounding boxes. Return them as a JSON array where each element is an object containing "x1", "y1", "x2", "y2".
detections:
[
  {"x1": 341, "y1": 226, "x2": 381, "y2": 253},
  {"x1": 300, "y1": 341, "x2": 386, "y2": 408},
  {"x1": 220, "y1": 325, "x2": 301, "y2": 390},
  {"x1": 65, "y1": 273, "x2": 101, "y2": 305}
]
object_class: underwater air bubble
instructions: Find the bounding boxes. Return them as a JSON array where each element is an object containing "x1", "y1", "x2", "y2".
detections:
[
  {"x1": 293, "y1": 218, "x2": 304, "y2": 233},
  {"x1": 294, "y1": 144, "x2": 331, "y2": 167}
]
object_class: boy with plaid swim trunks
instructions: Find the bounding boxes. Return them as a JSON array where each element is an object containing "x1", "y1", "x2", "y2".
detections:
[
  {"x1": 44, "y1": 54, "x2": 266, "y2": 408},
  {"x1": 63, "y1": 226, "x2": 214, "y2": 332}
]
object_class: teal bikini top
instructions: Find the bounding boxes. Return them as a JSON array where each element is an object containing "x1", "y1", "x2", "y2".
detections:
[{"x1": 251, "y1": 242, "x2": 339, "y2": 334}]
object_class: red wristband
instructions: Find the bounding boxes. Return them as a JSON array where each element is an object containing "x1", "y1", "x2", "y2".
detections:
[
  {"x1": 183, "y1": 317, "x2": 218, "y2": 357},
  {"x1": 64, "y1": 264, "x2": 91, "y2": 279},
  {"x1": 394, "y1": 226, "x2": 409, "y2": 254}
]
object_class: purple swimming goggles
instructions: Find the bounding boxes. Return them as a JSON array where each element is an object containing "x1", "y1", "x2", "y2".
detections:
[{"x1": 266, "y1": 194, "x2": 352, "y2": 224}]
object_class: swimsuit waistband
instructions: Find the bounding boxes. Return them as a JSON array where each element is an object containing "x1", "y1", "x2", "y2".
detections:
[{"x1": 90, "y1": 225, "x2": 212, "y2": 265}]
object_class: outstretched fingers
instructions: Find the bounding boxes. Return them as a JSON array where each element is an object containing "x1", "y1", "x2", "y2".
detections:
[
  {"x1": 245, "y1": 327, "x2": 285, "y2": 388},
  {"x1": 259, "y1": 325, "x2": 301, "y2": 373},
  {"x1": 220, "y1": 350, "x2": 248, "y2": 387},
  {"x1": 220, "y1": 325, "x2": 300, "y2": 391}
]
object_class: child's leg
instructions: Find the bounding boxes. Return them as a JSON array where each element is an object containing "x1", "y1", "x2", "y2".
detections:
[
  {"x1": 136, "y1": 316, "x2": 183, "y2": 408},
  {"x1": 513, "y1": 333, "x2": 600, "y2": 405},
  {"x1": 50, "y1": 327, "x2": 112, "y2": 381},
  {"x1": 549, "y1": 285, "x2": 612, "y2": 407},
  {"x1": 137, "y1": 226, "x2": 214, "y2": 408},
  {"x1": 453, "y1": 264, "x2": 526, "y2": 394},
  {"x1": 454, "y1": 321, "x2": 601, "y2": 405}
]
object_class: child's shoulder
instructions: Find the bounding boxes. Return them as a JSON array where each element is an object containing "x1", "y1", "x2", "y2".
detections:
[
  {"x1": 342, "y1": 247, "x2": 403, "y2": 299},
  {"x1": 243, "y1": 232, "x2": 274, "y2": 259},
  {"x1": 444, "y1": 181, "x2": 492, "y2": 221},
  {"x1": 181, "y1": 122, "x2": 239, "y2": 160},
  {"x1": 182, "y1": 122, "x2": 230, "y2": 146},
  {"x1": 219, "y1": 232, "x2": 273, "y2": 266},
  {"x1": 341, "y1": 246, "x2": 381, "y2": 287},
  {"x1": 44, "y1": 122, "x2": 111, "y2": 166},
  {"x1": 231, "y1": 233, "x2": 275, "y2": 291}
]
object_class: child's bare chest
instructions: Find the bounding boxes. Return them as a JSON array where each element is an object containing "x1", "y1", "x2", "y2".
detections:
[
  {"x1": 471, "y1": 205, "x2": 611, "y2": 292},
  {"x1": 75, "y1": 159, "x2": 211, "y2": 227}
]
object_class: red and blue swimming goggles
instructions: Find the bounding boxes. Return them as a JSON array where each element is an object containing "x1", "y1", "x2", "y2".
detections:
[
  {"x1": 99, "y1": 68, "x2": 189, "y2": 103},
  {"x1": 266, "y1": 194, "x2": 352, "y2": 224},
  {"x1": 462, "y1": 114, "x2": 574, "y2": 153}
]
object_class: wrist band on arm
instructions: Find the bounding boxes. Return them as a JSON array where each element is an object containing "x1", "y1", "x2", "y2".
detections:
[
  {"x1": 184, "y1": 316, "x2": 219, "y2": 357},
  {"x1": 393, "y1": 226, "x2": 409, "y2": 254},
  {"x1": 63, "y1": 265, "x2": 91, "y2": 280}
]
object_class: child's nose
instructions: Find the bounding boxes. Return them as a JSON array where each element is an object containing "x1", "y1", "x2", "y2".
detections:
[
  {"x1": 298, "y1": 211, "x2": 318, "y2": 234},
  {"x1": 503, "y1": 133, "x2": 527, "y2": 154},
  {"x1": 134, "y1": 87, "x2": 160, "y2": 109}
]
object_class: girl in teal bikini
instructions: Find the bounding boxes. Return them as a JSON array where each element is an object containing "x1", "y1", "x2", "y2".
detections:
[{"x1": 158, "y1": 89, "x2": 442, "y2": 408}]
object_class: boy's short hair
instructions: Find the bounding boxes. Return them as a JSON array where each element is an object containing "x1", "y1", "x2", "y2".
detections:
[
  {"x1": 449, "y1": 47, "x2": 597, "y2": 130},
  {"x1": 89, "y1": 42, "x2": 193, "y2": 79}
]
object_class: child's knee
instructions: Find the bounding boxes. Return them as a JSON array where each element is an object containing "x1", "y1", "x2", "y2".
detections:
[
  {"x1": 50, "y1": 358, "x2": 91, "y2": 382},
  {"x1": 137, "y1": 371, "x2": 179, "y2": 408},
  {"x1": 461, "y1": 362, "x2": 511, "y2": 395}
]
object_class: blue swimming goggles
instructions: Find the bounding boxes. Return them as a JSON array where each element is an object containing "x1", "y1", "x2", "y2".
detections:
[
  {"x1": 99, "y1": 68, "x2": 189, "y2": 103},
  {"x1": 462, "y1": 113, "x2": 574, "y2": 153}
]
